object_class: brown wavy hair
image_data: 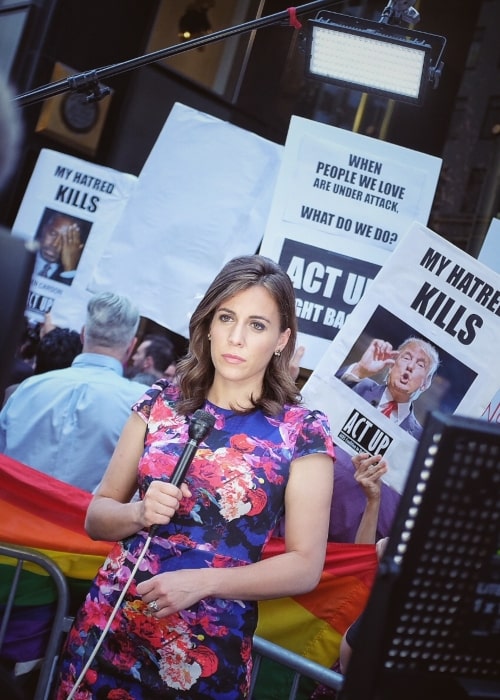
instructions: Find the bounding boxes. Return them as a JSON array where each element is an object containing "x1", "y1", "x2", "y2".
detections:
[{"x1": 175, "y1": 254, "x2": 300, "y2": 416}]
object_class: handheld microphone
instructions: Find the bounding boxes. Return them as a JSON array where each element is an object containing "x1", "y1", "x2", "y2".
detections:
[
  {"x1": 149, "y1": 409, "x2": 215, "y2": 536},
  {"x1": 170, "y1": 409, "x2": 215, "y2": 486},
  {"x1": 69, "y1": 408, "x2": 216, "y2": 697}
]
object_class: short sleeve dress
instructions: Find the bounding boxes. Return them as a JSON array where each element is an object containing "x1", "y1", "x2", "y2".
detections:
[{"x1": 56, "y1": 380, "x2": 334, "y2": 700}]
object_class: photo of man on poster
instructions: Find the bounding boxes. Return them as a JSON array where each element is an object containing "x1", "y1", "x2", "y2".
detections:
[
  {"x1": 336, "y1": 335, "x2": 440, "y2": 440},
  {"x1": 335, "y1": 306, "x2": 477, "y2": 432},
  {"x1": 33, "y1": 208, "x2": 92, "y2": 285}
]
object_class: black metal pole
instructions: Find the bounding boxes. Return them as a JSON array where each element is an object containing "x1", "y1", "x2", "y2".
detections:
[{"x1": 13, "y1": 0, "x2": 336, "y2": 107}]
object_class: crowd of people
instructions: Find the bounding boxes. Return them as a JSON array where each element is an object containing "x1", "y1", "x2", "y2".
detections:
[{"x1": 0, "y1": 300, "x2": 181, "y2": 492}]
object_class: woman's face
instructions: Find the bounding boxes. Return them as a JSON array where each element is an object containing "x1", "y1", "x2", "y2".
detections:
[{"x1": 209, "y1": 285, "x2": 290, "y2": 392}]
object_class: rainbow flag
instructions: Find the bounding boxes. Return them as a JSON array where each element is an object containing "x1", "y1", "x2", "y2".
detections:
[
  {"x1": 0, "y1": 454, "x2": 377, "y2": 691},
  {"x1": 0, "y1": 454, "x2": 112, "y2": 665}
]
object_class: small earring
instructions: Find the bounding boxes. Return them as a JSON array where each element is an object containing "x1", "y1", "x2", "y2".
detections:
[
  {"x1": 208, "y1": 333, "x2": 212, "y2": 341},
  {"x1": 274, "y1": 349, "x2": 281, "y2": 357}
]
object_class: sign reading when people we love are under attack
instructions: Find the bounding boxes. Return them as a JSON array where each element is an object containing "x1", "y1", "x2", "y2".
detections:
[{"x1": 260, "y1": 116, "x2": 443, "y2": 369}]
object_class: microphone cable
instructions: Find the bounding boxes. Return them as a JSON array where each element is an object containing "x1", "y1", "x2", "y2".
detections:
[
  {"x1": 67, "y1": 533, "x2": 153, "y2": 700},
  {"x1": 66, "y1": 409, "x2": 215, "y2": 699}
]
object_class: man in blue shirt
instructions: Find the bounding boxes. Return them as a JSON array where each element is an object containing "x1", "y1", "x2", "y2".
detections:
[{"x1": 0, "y1": 292, "x2": 146, "y2": 492}]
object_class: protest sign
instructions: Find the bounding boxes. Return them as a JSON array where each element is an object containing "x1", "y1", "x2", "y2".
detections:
[
  {"x1": 89, "y1": 102, "x2": 283, "y2": 338},
  {"x1": 302, "y1": 221, "x2": 500, "y2": 494},
  {"x1": 12, "y1": 149, "x2": 138, "y2": 328},
  {"x1": 259, "y1": 117, "x2": 442, "y2": 368}
]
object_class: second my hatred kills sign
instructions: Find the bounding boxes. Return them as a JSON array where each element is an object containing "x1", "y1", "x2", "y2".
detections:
[
  {"x1": 259, "y1": 117, "x2": 442, "y2": 369},
  {"x1": 12, "y1": 148, "x2": 138, "y2": 328},
  {"x1": 302, "y1": 221, "x2": 500, "y2": 494}
]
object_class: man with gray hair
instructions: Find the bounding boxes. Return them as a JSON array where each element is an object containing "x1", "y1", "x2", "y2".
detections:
[{"x1": 0, "y1": 292, "x2": 146, "y2": 491}]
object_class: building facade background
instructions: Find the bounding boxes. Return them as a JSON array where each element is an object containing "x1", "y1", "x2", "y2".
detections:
[{"x1": 1, "y1": 0, "x2": 498, "y2": 256}]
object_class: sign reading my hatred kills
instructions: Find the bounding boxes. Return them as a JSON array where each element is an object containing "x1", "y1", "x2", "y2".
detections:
[
  {"x1": 259, "y1": 117, "x2": 442, "y2": 369},
  {"x1": 12, "y1": 149, "x2": 138, "y2": 328},
  {"x1": 302, "y1": 222, "x2": 500, "y2": 494}
]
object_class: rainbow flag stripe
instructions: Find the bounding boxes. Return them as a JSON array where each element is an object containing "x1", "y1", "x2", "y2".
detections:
[{"x1": 0, "y1": 454, "x2": 377, "y2": 675}]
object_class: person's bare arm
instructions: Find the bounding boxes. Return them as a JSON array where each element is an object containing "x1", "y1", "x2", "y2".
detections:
[
  {"x1": 39, "y1": 312, "x2": 57, "y2": 338},
  {"x1": 352, "y1": 452, "x2": 388, "y2": 544},
  {"x1": 85, "y1": 413, "x2": 190, "y2": 541},
  {"x1": 137, "y1": 451, "x2": 334, "y2": 617}
]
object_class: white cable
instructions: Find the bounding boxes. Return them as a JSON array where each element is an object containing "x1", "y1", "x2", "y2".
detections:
[{"x1": 66, "y1": 533, "x2": 153, "y2": 700}]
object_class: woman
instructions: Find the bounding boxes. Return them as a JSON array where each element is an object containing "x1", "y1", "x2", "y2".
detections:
[{"x1": 55, "y1": 254, "x2": 334, "y2": 699}]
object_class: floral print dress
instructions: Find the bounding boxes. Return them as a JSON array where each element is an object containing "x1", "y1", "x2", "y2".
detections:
[{"x1": 55, "y1": 380, "x2": 334, "y2": 699}]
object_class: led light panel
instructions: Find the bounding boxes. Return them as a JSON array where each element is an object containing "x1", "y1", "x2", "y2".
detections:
[{"x1": 307, "y1": 13, "x2": 434, "y2": 105}]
